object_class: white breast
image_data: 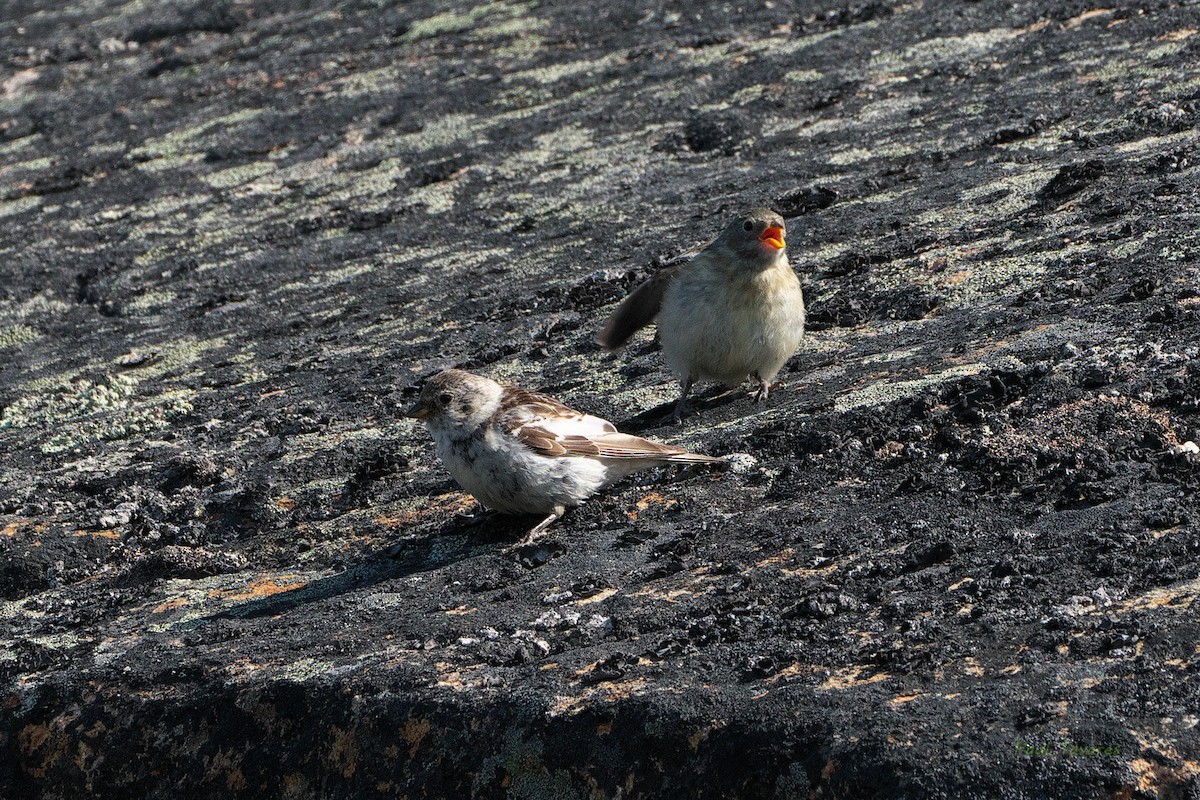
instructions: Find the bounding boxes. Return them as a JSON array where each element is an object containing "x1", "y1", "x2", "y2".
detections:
[{"x1": 432, "y1": 427, "x2": 609, "y2": 515}]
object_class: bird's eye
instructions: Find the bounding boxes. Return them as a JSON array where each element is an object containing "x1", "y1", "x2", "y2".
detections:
[
  {"x1": 742, "y1": 220, "x2": 754, "y2": 232},
  {"x1": 438, "y1": 393, "x2": 452, "y2": 406}
]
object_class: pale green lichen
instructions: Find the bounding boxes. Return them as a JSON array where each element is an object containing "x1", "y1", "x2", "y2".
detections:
[
  {"x1": 201, "y1": 160, "x2": 277, "y2": 189},
  {"x1": 130, "y1": 107, "x2": 264, "y2": 161},
  {"x1": 946, "y1": 167, "x2": 1058, "y2": 221},
  {"x1": 332, "y1": 65, "x2": 402, "y2": 97},
  {"x1": 279, "y1": 427, "x2": 388, "y2": 465},
  {"x1": 871, "y1": 27, "x2": 1019, "y2": 75},
  {"x1": 1115, "y1": 128, "x2": 1198, "y2": 154},
  {"x1": 0, "y1": 196, "x2": 41, "y2": 219},
  {"x1": 0, "y1": 324, "x2": 40, "y2": 348},
  {"x1": 134, "y1": 151, "x2": 205, "y2": 174},
  {"x1": 504, "y1": 51, "x2": 624, "y2": 86},
  {"x1": 784, "y1": 68, "x2": 823, "y2": 82},
  {"x1": 1144, "y1": 41, "x2": 1186, "y2": 60},
  {"x1": 403, "y1": 0, "x2": 537, "y2": 41},
  {"x1": 827, "y1": 147, "x2": 875, "y2": 166},
  {"x1": 406, "y1": 174, "x2": 465, "y2": 213},
  {"x1": 277, "y1": 260, "x2": 377, "y2": 293},
  {"x1": 396, "y1": 112, "x2": 489, "y2": 152},
  {"x1": 729, "y1": 84, "x2": 769, "y2": 106},
  {"x1": 124, "y1": 290, "x2": 178, "y2": 314},
  {"x1": 493, "y1": 84, "x2": 557, "y2": 112},
  {"x1": 478, "y1": 14, "x2": 549, "y2": 39},
  {"x1": 4, "y1": 334, "x2": 225, "y2": 451},
  {"x1": 0, "y1": 133, "x2": 39, "y2": 158},
  {"x1": 858, "y1": 94, "x2": 927, "y2": 123},
  {"x1": 4, "y1": 155, "x2": 54, "y2": 173},
  {"x1": 85, "y1": 141, "x2": 127, "y2": 158},
  {"x1": 121, "y1": 335, "x2": 229, "y2": 382},
  {"x1": 769, "y1": 116, "x2": 848, "y2": 140},
  {"x1": 932, "y1": 250, "x2": 1060, "y2": 310},
  {"x1": 1, "y1": 370, "x2": 196, "y2": 453},
  {"x1": 2, "y1": 374, "x2": 140, "y2": 430},
  {"x1": 487, "y1": 31, "x2": 549, "y2": 61}
]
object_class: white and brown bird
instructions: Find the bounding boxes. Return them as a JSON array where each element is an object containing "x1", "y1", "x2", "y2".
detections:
[
  {"x1": 597, "y1": 208, "x2": 805, "y2": 420},
  {"x1": 403, "y1": 369, "x2": 721, "y2": 541}
]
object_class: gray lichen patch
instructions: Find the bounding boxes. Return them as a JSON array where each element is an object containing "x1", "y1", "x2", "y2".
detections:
[
  {"x1": 279, "y1": 426, "x2": 389, "y2": 465},
  {"x1": 200, "y1": 160, "x2": 278, "y2": 190},
  {"x1": 1, "y1": 335, "x2": 226, "y2": 452}
]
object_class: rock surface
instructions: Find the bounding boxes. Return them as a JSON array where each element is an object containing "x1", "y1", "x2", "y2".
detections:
[{"x1": 3, "y1": 0, "x2": 1200, "y2": 797}]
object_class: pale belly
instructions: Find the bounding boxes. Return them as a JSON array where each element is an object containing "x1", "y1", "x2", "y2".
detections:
[
  {"x1": 660, "y1": 270, "x2": 805, "y2": 385},
  {"x1": 434, "y1": 429, "x2": 608, "y2": 515}
]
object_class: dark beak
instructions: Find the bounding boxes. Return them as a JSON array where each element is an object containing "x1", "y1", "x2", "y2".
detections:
[{"x1": 402, "y1": 400, "x2": 431, "y2": 420}]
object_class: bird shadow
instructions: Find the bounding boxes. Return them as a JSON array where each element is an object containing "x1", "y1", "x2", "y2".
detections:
[
  {"x1": 617, "y1": 385, "x2": 746, "y2": 433},
  {"x1": 173, "y1": 515, "x2": 552, "y2": 628}
]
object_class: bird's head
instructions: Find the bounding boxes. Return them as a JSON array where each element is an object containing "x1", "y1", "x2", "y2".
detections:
[
  {"x1": 403, "y1": 369, "x2": 503, "y2": 431},
  {"x1": 719, "y1": 208, "x2": 787, "y2": 266}
]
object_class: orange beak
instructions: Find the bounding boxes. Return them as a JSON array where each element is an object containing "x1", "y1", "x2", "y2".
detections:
[{"x1": 759, "y1": 225, "x2": 785, "y2": 250}]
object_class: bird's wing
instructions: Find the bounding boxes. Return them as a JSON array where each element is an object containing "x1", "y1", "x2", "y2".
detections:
[
  {"x1": 496, "y1": 387, "x2": 615, "y2": 433},
  {"x1": 497, "y1": 387, "x2": 720, "y2": 463},
  {"x1": 517, "y1": 425, "x2": 721, "y2": 462},
  {"x1": 495, "y1": 387, "x2": 614, "y2": 457},
  {"x1": 595, "y1": 264, "x2": 682, "y2": 350}
]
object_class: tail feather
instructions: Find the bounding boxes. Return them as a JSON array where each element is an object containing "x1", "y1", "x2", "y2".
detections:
[
  {"x1": 595, "y1": 266, "x2": 679, "y2": 349},
  {"x1": 660, "y1": 451, "x2": 724, "y2": 465},
  {"x1": 583, "y1": 432, "x2": 721, "y2": 463}
]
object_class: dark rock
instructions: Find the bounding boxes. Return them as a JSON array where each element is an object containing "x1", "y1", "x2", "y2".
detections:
[
  {"x1": 2, "y1": 1, "x2": 1199, "y2": 798},
  {"x1": 774, "y1": 186, "x2": 838, "y2": 218},
  {"x1": 684, "y1": 110, "x2": 751, "y2": 155},
  {"x1": 1037, "y1": 159, "x2": 1107, "y2": 206}
]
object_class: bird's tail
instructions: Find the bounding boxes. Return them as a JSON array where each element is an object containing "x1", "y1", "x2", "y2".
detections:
[
  {"x1": 660, "y1": 451, "x2": 724, "y2": 465},
  {"x1": 595, "y1": 267, "x2": 678, "y2": 349}
]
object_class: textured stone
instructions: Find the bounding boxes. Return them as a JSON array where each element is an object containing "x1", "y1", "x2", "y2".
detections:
[{"x1": 3, "y1": 1, "x2": 1200, "y2": 798}]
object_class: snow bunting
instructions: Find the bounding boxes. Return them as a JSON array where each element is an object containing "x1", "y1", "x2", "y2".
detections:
[
  {"x1": 404, "y1": 369, "x2": 721, "y2": 541},
  {"x1": 597, "y1": 208, "x2": 805, "y2": 420}
]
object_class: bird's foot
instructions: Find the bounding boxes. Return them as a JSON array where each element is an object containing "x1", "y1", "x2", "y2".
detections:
[
  {"x1": 666, "y1": 379, "x2": 695, "y2": 424},
  {"x1": 516, "y1": 508, "x2": 563, "y2": 545},
  {"x1": 666, "y1": 398, "x2": 691, "y2": 425},
  {"x1": 751, "y1": 376, "x2": 782, "y2": 403},
  {"x1": 504, "y1": 508, "x2": 567, "y2": 562}
]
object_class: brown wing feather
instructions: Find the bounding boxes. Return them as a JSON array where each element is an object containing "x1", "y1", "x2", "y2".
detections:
[
  {"x1": 516, "y1": 426, "x2": 720, "y2": 464},
  {"x1": 514, "y1": 425, "x2": 570, "y2": 457},
  {"x1": 583, "y1": 433, "x2": 722, "y2": 462},
  {"x1": 495, "y1": 387, "x2": 583, "y2": 428},
  {"x1": 595, "y1": 266, "x2": 681, "y2": 350},
  {"x1": 500, "y1": 386, "x2": 719, "y2": 464}
]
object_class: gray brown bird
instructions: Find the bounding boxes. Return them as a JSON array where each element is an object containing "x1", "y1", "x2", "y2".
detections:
[
  {"x1": 597, "y1": 208, "x2": 805, "y2": 420},
  {"x1": 404, "y1": 369, "x2": 721, "y2": 541}
]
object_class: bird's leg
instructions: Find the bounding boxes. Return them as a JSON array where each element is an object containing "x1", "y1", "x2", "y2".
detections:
[
  {"x1": 752, "y1": 372, "x2": 771, "y2": 403},
  {"x1": 668, "y1": 376, "x2": 695, "y2": 424},
  {"x1": 518, "y1": 505, "x2": 565, "y2": 544}
]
